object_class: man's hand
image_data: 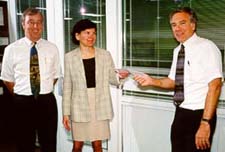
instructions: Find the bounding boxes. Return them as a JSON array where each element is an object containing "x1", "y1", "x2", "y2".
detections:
[
  {"x1": 195, "y1": 122, "x2": 211, "y2": 150},
  {"x1": 3, "y1": 81, "x2": 14, "y2": 95},
  {"x1": 133, "y1": 73, "x2": 152, "y2": 87}
]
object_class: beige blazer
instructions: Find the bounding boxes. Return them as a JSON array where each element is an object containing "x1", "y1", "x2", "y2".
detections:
[{"x1": 62, "y1": 47, "x2": 120, "y2": 122}]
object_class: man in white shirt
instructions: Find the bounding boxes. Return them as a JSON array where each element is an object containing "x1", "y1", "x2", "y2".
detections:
[
  {"x1": 0, "y1": 8, "x2": 62, "y2": 152},
  {"x1": 134, "y1": 7, "x2": 223, "y2": 152}
]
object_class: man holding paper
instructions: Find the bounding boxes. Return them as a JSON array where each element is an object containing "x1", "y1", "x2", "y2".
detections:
[{"x1": 134, "y1": 7, "x2": 223, "y2": 152}]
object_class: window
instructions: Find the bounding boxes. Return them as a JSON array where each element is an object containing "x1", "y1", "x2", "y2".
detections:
[
  {"x1": 122, "y1": 0, "x2": 225, "y2": 107},
  {"x1": 63, "y1": 0, "x2": 106, "y2": 53}
]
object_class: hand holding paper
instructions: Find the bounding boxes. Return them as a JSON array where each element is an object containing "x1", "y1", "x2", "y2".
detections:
[
  {"x1": 133, "y1": 73, "x2": 153, "y2": 86},
  {"x1": 115, "y1": 69, "x2": 130, "y2": 79}
]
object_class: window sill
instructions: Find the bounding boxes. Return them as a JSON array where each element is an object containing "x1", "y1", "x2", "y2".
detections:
[{"x1": 121, "y1": 95, "x2": 225, "y2": 118}]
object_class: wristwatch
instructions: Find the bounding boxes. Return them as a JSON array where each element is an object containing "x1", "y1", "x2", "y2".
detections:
[{"x1": 201, "y1": 118, "x2": 210, "y2": 124}]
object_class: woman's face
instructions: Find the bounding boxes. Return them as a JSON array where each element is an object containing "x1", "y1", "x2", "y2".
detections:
[{"x1": 75, "y1": 28, "x2": 96, "y2": 47}]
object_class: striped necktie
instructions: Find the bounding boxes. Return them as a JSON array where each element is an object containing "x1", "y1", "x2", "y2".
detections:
[
  {"x1": 174, "y1": 44, "x2": 185, "y2": 106},
  {"x1": 30, "y1": 43, "x2": 40, "y2": 98}
]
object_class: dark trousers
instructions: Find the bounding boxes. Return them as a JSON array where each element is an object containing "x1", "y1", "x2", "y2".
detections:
[
  {"x1": 0, "y1": 93, "x2": 17, "y2": 152},
  {"x1": 171, "y1": 107, "x2": 216, "y2": 152},
  {"x1": 13, "y1": 93, "x2": 58, "y2": 152}
]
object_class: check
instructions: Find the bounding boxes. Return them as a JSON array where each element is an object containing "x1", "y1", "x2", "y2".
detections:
[{"x1": 115, "y1": 69, "x2": 144, "y2": 78}]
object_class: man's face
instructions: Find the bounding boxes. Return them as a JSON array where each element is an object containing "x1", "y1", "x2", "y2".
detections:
[
  {"x1": 22, "y1": 13, "x2": 43, "y2": 42},
  {"x1": 170, "y1": 12, "x2": 195, "y2": 43}
]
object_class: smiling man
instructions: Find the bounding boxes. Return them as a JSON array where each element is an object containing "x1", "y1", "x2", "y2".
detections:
[
  {"x1": 134, "y1": 7, "x2": 223, "y2": 152},
  {"x1": 0, "y1": 8, "x2": 62, "y2": 152}
]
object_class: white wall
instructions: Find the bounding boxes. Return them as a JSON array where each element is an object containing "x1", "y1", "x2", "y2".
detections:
[
  {"x1": 122, "y1": 97, "x2": 174, "y2": 152},
  {"x1": 121, "y1": 96, "x2": 225, "y2": 152}
]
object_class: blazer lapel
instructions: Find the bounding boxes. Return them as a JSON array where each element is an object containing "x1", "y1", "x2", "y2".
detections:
[
  {"x1": 95, "y1": 48, "x2": 105, "y2": 89},
  {"x1": 72, "y1": 48, "x2": 86, "y2": 80},
  {"x1": 95, "y1": 48, "x2": 102, "y2": 89}
]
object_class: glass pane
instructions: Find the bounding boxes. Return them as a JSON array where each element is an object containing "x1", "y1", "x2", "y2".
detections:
[
  {"x1": 64, "y1": 0, "x2": 106, "y2": 53},
  {"x1": 123, "y1": 0, "x2": 191, "y2": 71},
  {"x1": 16, "y1": 0, "x2": 47, "y2": 39},
  {"x1": 122, "y1": 0, "x2": 225, "y2": 107}
]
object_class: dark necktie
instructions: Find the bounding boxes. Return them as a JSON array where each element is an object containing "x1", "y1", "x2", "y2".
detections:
[
  {"x1": 174, "y1": 44, "x2": 185, "y2": 106},
  {"x1": 30, "y1": 43, "x2": 40, "y2": 98}
]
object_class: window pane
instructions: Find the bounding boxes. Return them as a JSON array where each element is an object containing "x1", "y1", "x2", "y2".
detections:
[
  {"x1": 122, "y1": 0, "x2": 225, "y2": 107},
  {"x1": 63, "y1": 0, "x2": 106, "y2": 53},
  {"x1": 16, "y1": 0, "x2": 47, "y2": 39},
  {"x1": 123, "y1": 0, "x2": 191, "y2": 70}
]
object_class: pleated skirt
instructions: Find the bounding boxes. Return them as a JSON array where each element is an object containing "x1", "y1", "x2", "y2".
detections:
[{"x1": 71, "y1": 88, "x2": 110, "y2": 141}]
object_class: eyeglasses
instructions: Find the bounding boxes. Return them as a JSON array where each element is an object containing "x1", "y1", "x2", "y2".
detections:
[{"x1": 27, "y1": 21, "x2": 43, "y2": 26}]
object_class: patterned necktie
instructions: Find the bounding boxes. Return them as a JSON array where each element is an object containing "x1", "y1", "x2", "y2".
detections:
[
  {"x1": 174, "y1": 44, "x2": 185, "y2": 106},
  {"x1": 30, "y1": 43, "x2": 40, "y2": 98}
]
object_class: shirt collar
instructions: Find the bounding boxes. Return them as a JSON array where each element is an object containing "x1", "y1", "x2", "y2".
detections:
[
  {"x1": 182, "y1": 33, "x2": 198, "y2": 48},
  {"x1": 24, "y1": 37, "x2": 42, "y2": 46}
]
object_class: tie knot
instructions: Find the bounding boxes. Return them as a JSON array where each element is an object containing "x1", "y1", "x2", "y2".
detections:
[
  {"x1": 32, "y1": 42, "x2": 37, "y2": 46},
  {"x1": 179, "y1": 44, "x2": 185, "y2": 54},
  {"x1": 30, "y1": 42, "x2": 38, "y2": 56},
  {"x1": 181, "y1": 44, "x2": 184, "y2": 48}
]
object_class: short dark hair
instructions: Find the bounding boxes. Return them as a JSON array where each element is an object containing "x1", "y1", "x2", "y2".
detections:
[
  {"x1": 22, "y1": 8, "x2": 44, "y2": 22},
  {"x1": 71, "y1": 19, "x2": 97, "y2": 45},
  {"x1": 169, "y1": 7, "x2": 198, "y2": 31}
]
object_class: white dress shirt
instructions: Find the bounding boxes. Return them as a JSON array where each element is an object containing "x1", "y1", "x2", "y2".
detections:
[
  {"x1": 0, "y1": 37, "x2": 62, "y2": 95},
  {"x1": 169, "y1": 33, "x2": 223, "y2": 110}
]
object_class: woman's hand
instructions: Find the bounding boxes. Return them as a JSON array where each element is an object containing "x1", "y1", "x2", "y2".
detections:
[
  {"x1": 116, "y1": 69, "x2": 130, "y2": 79},
  {"x1": 63, "y1": 115, "x2": 71, "y2": 131}
]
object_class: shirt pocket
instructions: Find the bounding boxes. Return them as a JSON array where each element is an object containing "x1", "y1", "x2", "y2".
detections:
[
  {"x1": 42, "y1": 56, "x2": 55, "y2": 76},
  {"x1": 189, "y1": 60, "x2": 206, "y2": 82}
]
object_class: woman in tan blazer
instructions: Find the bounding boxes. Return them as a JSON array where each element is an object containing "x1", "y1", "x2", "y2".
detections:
[{"x1": 62, "y1": 19, "x2": 128, "y2": 152}]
